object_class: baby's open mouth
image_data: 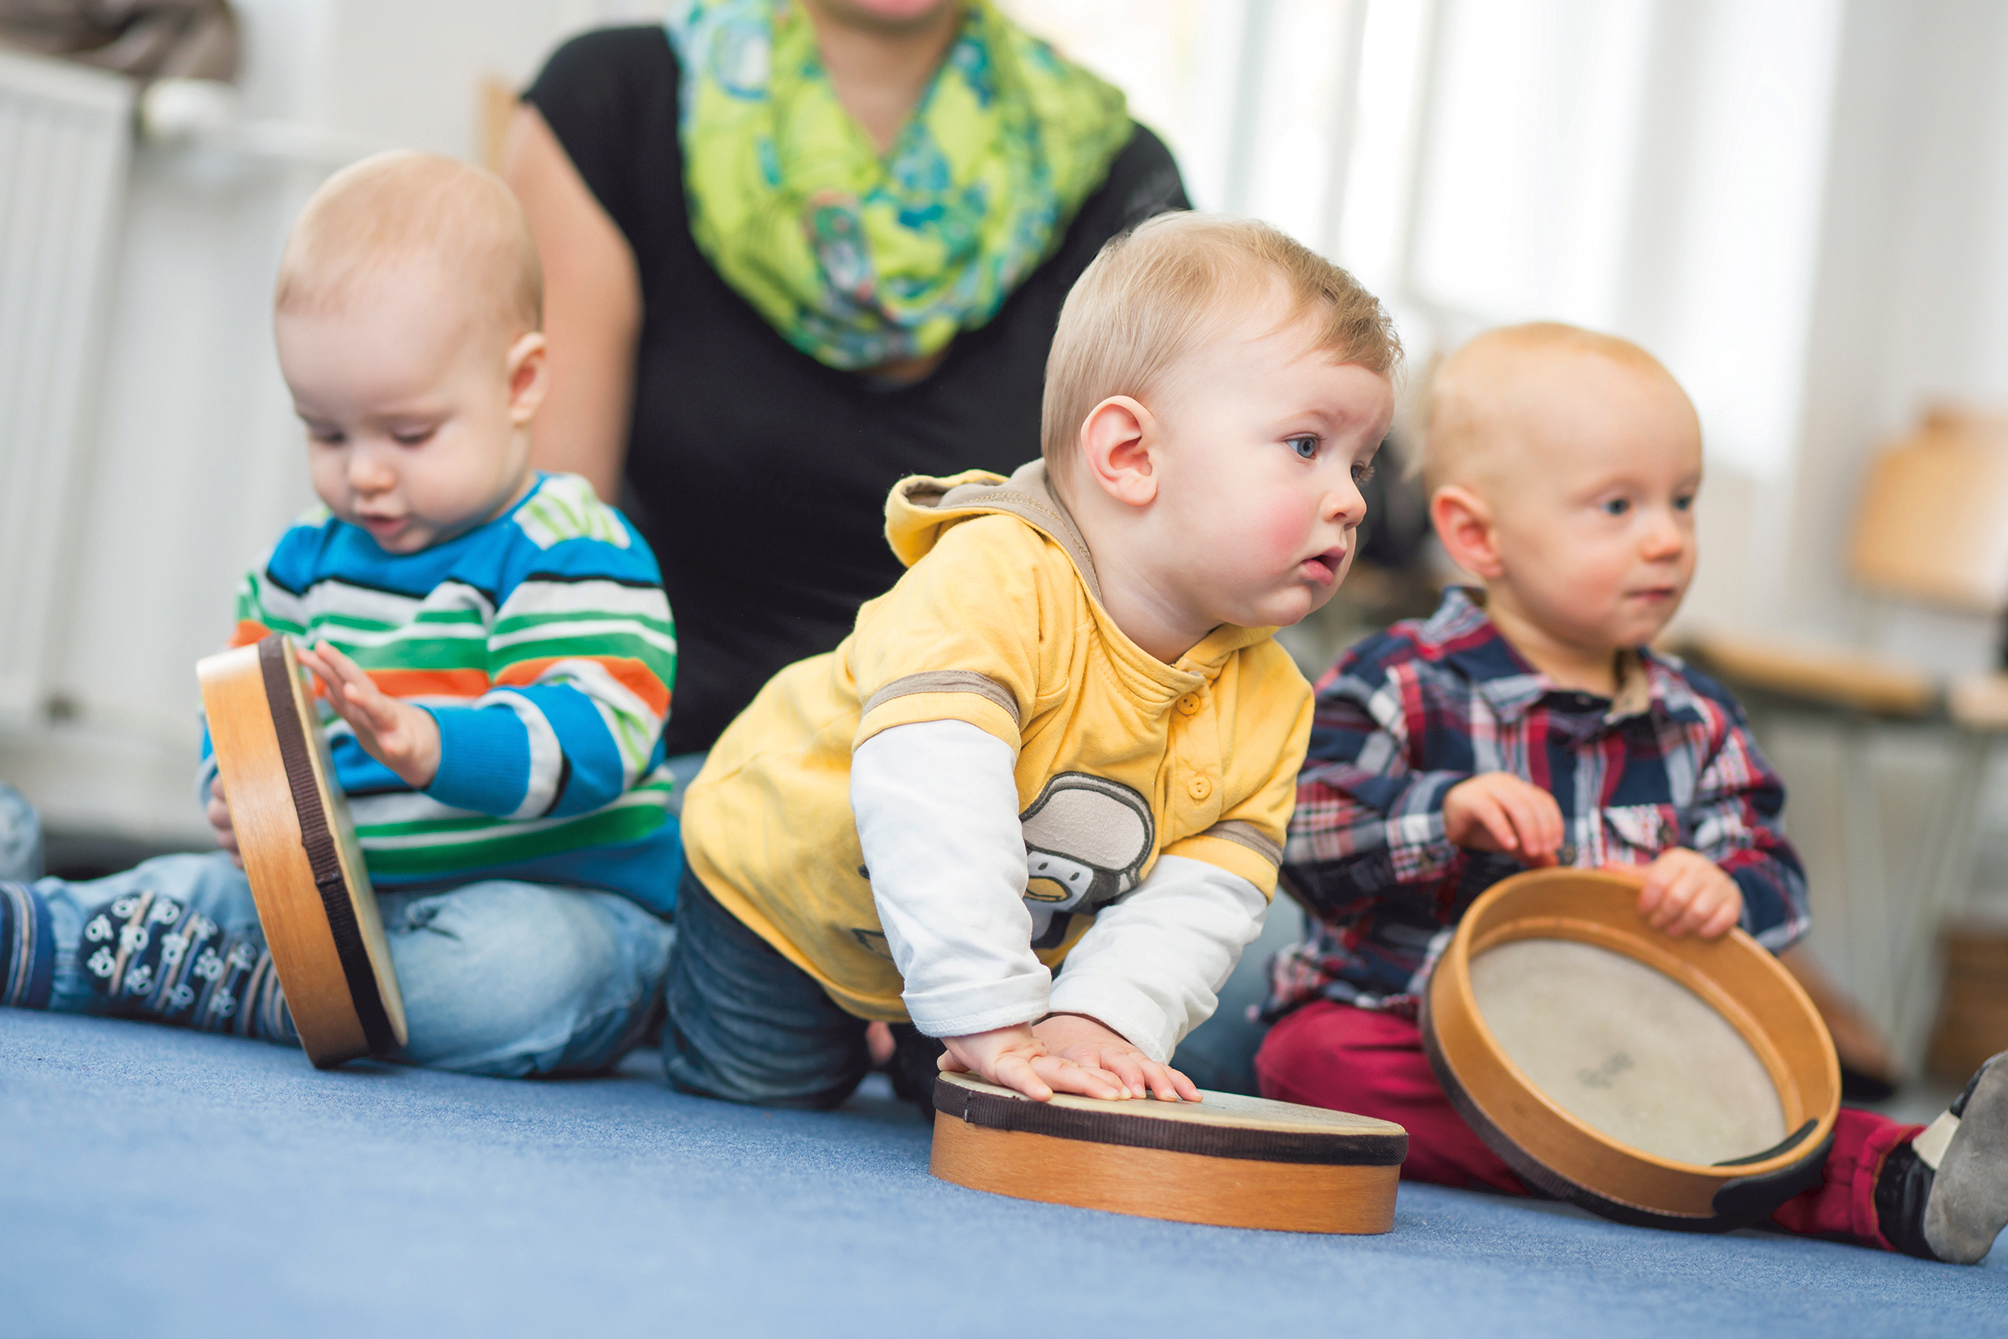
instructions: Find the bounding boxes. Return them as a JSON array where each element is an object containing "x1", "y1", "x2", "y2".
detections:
[
  {"x1": 358, "y1": 513, "x2": 409, "y2": 537},
  {"x1": 1301, "y1": 548, "x2": 1347, "y2": 584}
]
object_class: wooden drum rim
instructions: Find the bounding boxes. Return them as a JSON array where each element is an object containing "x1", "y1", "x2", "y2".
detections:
[
  {"x1": 1423, "y1": 869, "x2": 1840, "y2": 1227},
  {"x1": 930, "y1": 1072, "x2": 1407, "y2": 1234},
  {"x1": 934, "y1": 1073, "x2": 1408, "y2": 1166},
  {"x1": 255, "y1": 637, "x2": 401, "y2": 1057},
  {"x1": 197, "y1": 634, "x2": 406, "y2": 1067}
]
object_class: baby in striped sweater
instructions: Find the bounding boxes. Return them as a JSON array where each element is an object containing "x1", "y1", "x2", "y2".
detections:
[{"x1": 0, "y1": 152, "x2": 679, "y2": 1077}]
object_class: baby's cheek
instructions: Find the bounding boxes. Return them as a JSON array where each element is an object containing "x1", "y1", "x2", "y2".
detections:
[
  {"x1": 1242, "y1": 495, "x2": 1315, "y2": 569},
  {"x1": 306, "y1": 459, "x2": 350, "y2": 516},
  {"x1": 1558, "y1": 544, "x2": 1634, "y2": 604}
]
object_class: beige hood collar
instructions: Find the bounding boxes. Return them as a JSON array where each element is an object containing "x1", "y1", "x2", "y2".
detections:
[
  {"x1": 887, "y1": 460, "x2": 1105, "y2": 605},
  {"x1": 885, "y1": 461, "x2": 1279, "y2": 670}
]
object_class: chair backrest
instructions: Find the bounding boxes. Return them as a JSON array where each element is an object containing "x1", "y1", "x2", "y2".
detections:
[{"x1": 1850, "y1": 409, "x2": 2008, "y2": 614}]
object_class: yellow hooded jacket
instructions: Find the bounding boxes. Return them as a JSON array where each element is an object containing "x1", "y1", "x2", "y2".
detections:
[{"x1": 680, "y1": 461, "x2": 1315, "y2": 1021}]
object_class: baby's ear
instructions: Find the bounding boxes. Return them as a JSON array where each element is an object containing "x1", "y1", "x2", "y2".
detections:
[
  {"x1": 1430, "y1": 485, "x2": 1504, "y2": 579},
  {"x1": 505, "y1": 332, "x2": 550, "y2": 423},
  {"x1": 1079, "y1": 395, "x2": 1157, "y2": 507}
]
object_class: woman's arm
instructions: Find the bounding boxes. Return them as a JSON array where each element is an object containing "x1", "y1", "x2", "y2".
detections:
[{"x1": 500, "y1": 103, "x2": 642, "y2": 503}]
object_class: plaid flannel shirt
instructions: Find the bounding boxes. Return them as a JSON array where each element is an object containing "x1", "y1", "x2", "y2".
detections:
[{"x1": 1267, "y1": 588, "x2": 1809, "y2": 1019}]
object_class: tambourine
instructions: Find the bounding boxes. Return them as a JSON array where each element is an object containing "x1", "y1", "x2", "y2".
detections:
[
  {"x1": 931, "y1": 1071, "x2": 1407, "y2": 1233},
  {"x1": 197, "y1": 634, "x2": 406, "y2": 1067},
  {"x1": 1421, "y1": 868, "x2": 1840, "y2": 1231}
]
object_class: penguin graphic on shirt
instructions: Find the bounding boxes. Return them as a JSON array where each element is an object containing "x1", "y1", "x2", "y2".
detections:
[
  {"x1": 1017, "y1": 773, "x2": 1155, "y2": 950},
  {"x1": 849, "y1": 771, "x2": 1156, "y2": 956}
]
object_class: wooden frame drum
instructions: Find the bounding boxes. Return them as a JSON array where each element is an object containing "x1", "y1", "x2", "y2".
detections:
[
  {"x1": 1422, "y1": 869, "x2": 1839, "y2": 1231},
  {"x1": 931, "y1": 1072, "x2": 1407, "y2": 1234},
  {"x1": 197, "y1": 634, "x2": 406, "y2": 1068}
]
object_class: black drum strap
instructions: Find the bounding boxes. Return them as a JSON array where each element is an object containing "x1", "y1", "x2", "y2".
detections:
[
  {"x1": 258, "y1": 637, "x2": 397, "y2": 1056},
  {"x1": 933, "y1": 1076, "x2": 1408, "y2": 1166}
]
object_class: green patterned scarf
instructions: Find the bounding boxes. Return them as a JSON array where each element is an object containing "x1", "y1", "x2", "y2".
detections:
[{"x1": 666, "y1": 0, "x2": 1131, "y2": 370}]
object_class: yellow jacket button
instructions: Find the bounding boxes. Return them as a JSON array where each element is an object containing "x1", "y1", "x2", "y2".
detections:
[
  {"x1": 1188, "y1": 774, "x2": 1212, "y2": 801},
  {"x1": 1177, "y1": 693, "x2": 1201, "y2": 716}
]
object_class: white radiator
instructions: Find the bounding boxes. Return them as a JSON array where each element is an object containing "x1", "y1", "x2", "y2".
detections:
[{"x1": 0, "y1": 49, "x2": 132, "y2": 724}]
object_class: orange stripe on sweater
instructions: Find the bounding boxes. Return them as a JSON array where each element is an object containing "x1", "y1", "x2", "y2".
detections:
[
  {"x1": 494, "y1": 656, "x2": 671, "y2": 718},
  {"x1": 220, "y1": 633, "x2": 663, "y2": 715},
  {"x1": 364, "y1": 668, "x2": 494, "y2": 700},
  {"x1": 230, "y1": 620, "x2": 273, "y2": 648}
]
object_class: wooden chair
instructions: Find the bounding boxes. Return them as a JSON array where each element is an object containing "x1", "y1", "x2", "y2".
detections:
[{"x1": 1682, "y1": 410, "x2": 2008, "y2": 1071}]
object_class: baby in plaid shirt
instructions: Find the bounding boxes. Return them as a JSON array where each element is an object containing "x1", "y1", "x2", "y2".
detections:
[{"x1": 1259, "y1": 322, "x2": 2008, "y2": 1264}]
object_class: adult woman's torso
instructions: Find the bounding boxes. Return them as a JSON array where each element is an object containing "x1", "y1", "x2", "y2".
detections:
[{"x1": 525, "y1": 26, "x2": 1189, "y2": 753}]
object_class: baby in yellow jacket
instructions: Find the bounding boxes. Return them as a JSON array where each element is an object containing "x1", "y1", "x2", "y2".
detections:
[{"x1": 674, "y1": 213, "x2": 1400, "y2": 1108}]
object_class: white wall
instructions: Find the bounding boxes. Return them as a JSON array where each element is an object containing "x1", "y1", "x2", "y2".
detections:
[
  {"x1": 1785, "y1": 0, "x2": 2008, "y2": 673},
  {"x1": 1357, "y1": 0, "x2": 1851, "y2": 640}
]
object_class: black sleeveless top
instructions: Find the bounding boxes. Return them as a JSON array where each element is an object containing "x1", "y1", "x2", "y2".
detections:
[{"x1": 525, "y1": 27, "x2": 1190, "y2": 753}]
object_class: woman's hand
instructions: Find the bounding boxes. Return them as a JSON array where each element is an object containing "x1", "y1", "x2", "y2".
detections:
[
  {"x1": 296, "y1": 642, "x2": 441, "y2": 789},
  {"x1": 938, "y1": 1022, "x2": 1127, "y2": 1103}
]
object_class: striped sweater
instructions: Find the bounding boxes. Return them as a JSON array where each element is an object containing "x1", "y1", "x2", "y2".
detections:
[{"x1": 199, "y1": 473, "x2": 680, "y2": 913}]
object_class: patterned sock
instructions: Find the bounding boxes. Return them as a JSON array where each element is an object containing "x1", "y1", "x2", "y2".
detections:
[
  {"x1": 1876, "y1": 1050, "x2": 2008, "y2": 1263},
  {"x1": 0, "y1": 880, "x2": 56, "y2": 1009},
  {"x1": 77, "y1": 889, "x2": 297, "y2": 1045}
]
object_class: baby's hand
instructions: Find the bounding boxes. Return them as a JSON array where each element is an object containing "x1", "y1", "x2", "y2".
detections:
[
  {"x1": 206, "y1": 773, "x2": 243, "y2": 869},
  {"x1": 1443, "y1": 772, "x2": 1565, "y2": 865},
  {"x1": 296, "y1": 641, "x2": 442, "y2": 789},
  {"x1": 1632, "y1": 848, "x2": 1743, "y2": 939},
  {"x1": 1036, "y1": 1013, "x2": 1200, "y2": 1102},
  {"x1": 938, "y1": 1022, "x2": 1128, "y2": 1103}
]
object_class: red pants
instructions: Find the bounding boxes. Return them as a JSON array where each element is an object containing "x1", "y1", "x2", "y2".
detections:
[{"x1": 1256, "y1": 1000, "x2": 1921, "y2": 1248}]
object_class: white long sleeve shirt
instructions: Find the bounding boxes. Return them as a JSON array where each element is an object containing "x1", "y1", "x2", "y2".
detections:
[{"x1": 851, "y1": 718, "x2": 1268, "y2": 1061}]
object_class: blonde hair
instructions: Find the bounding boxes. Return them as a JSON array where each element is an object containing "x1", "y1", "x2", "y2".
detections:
[
  {"x1": 1424, "y1": 322, "x2": 1681, "y2": 492},
  {"x1": 1041, "y1": 212, "x2": 1399, "y2": 474},
  {"x1": 275, "y1": 150, "x2": 542, "y2": 339}
]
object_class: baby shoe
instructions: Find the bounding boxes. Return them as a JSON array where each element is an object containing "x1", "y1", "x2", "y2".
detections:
[{"x1": 1876, "y1": 1051, "x2": 2008, "y2": 1264}]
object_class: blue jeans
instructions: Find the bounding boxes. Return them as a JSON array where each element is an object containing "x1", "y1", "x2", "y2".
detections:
[
  {"x1": 0, "y1": 782, "x2": 41, "y2": 883},
  {"x1": 14, "y1": 849, "x2": 673, "y2": 1077},
  {"x1": 664, "y1": 863, "x2": 942, "y2": 1110},
  {"x1": 663, "y1": 751, "x2": 707, "y2": 818}
]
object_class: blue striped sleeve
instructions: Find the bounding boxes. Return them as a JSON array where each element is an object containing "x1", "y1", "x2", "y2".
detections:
[{"x1": 424, "y1": 705, "x2": 534, "y2": 816}]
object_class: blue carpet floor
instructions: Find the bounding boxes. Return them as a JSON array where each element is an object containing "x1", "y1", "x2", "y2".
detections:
[{"x1": 1, "y1": 1009, "x2": 2001, "y2": 1338}]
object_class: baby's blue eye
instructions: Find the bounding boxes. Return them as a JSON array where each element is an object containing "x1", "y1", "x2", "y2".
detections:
[
  {"x1": 1600, "y1": 497, "x2": 1632, "y2": 517},
  {"x1": 1673, "y1": 493, "x2": 1695, "y2": 512},
  {"x1": 1289, "y1": 436, "x2": 1319, "y2": 461}
]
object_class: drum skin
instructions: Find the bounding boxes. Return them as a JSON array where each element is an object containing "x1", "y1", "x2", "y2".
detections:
[
  {"x1": 930, "y1": 1072, "x2": 1407, "y2": 1234},
  {"x1": 1422, "y1": 869, "x2": 1840, "y2": 1231},
  {"x1": 197, "y1": 635, "x2": 407, "y2": 1068}
]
